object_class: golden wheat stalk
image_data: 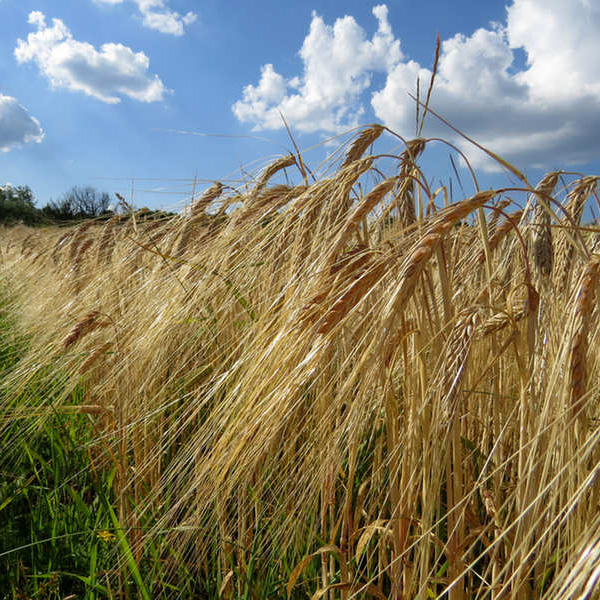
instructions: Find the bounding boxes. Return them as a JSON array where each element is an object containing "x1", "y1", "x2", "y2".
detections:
[
  {"x1": 488, "y1": 199, "x2": 512, "y2": 236},
  {"x1": 255, "y1": 155, "x2": 297, "y2": 192},
  {"x1": 569, "y1": 257, "x2": 600, "y2": 420},
  {"x1": 79, "y1": 342, "x2": 114, "y2": 374},
  {"x1": 554, "y1": 176, "x2": 599, "y2": 291},
  {"x1": 440, "y1": 308, "x2": 482, "y2": 425},
  {"x1": 472, "y1": 209, "x2": 523, "y2": 269},
  {"x1": 478, "y1": 283, "x2": 539, "y2": 337},
  {"x1": 191, "y1": 182, "x2": 223, "y2": 217},
  {"x1": 63, "y1": 311, "x2": 109, "y2": 350},
  {"x1": 376, "y1": 138, "x2": 427, "y2": 229},
  {"x1": 396, "y1": 138, "x2": 427, "y2": 227},
  {"x1": 341, "y1": 124, "x2": 384, "y2": 168},
  {"x1": 68, "y1": 221, "x2": 94, "y2": 262},
  {"x1": 530, "y1": 172, "x2": 559, "y2": 279},
  {"x1": 329, "y1": 176, "x2": 398, "y2": 262},
  {"x1": 96, "y1": 215, "x2": 120, "y2": 265}
]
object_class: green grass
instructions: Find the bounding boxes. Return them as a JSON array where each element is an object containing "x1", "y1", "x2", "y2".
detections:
[
  {"x1": 0, "y1": 288, "x2": 323, "y2": 599},
  {"x1": 0, "y1": 291, "x2": 116, "y2": 598}
]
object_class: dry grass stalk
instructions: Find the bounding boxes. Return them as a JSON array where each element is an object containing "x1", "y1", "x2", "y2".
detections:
[
  {"x1": 545, "y1": 518, "x2": 600, "y2": 599},
  {"x1": 429, "y1": 190, "x2": 497, "y2": 236},
  {"x1": 255, "y1": 156, "x2": 296, "y2": 191},
  {"x1": 129, "y1": 221, "x2": 173, "y2": 264},
  {"x1": 308, "y1": 252, "x2": 385, "y2": 335},
  {"x1": 176, "y1": 185, "x2": 227, "y2": 258},
  {"x1": 20, "y1": 233, "x2": 36, "y2": 255},
  {"x1": 63, "y1": 311, "x2": 109, "y2": 350},
  {"x1": 79, "y1": 342, "x2": 114, "y2": 373},
  {"x1": 191, "y1": 182, "x2": 223, "y2": 217},
  {"x1": 51, "y1": 231, "x2": 73, "y2": 264},
  {"x1": 391, "y1": 138, "x2": 427, "y2": 228},
  {"x1": 341, "y1": 124, "x2": 384, "y2": 168},
  {"x1": 68, "y1": 221, "x2": 94, "y2": 262},
  {"x1": 96, "y1": 216, "x2": 121, "y2": 265},
  {"x1": 29, "y1": 249, "x2": 48, "y2": 266},
  {"x1": 564, "y1": 176, "x2": 598, "y2": 223},
  {"x1": 70, "y1": 238, "x2": 94, "y2": 291},
  {"x1": 487, "y1": 199, "x2": 512, "y2": 236},
  {"x1": 530, "y1": 172, "x2": 559, "y2": 279},
  {"x1": 337, "y1": 176, "x2": 397, "y2": 248},
  {"x1": 232, "y1": 184, "x2": 305, "y2": 228},
  {"x1": 175, "y1": 215, "x2": 207, "y2": 258},
  {"x1": 74, "y1": 238, "x2": 93, "y2": 263},
  {"x1": 440, "y1": 308, "x2": 481, "y2": 424},
  {"x1": 554, "y1": 176, "x2": 599, "y2": 291},
  {"x1": 478, "y1": 283, "x2": 539, "y2": 337},
  {"x1": 569, "y1": 257, "x2": 600, "y2": 419},
  {"x1": 393, "y1": 176, "x2": 418, "y2": 230},
  {"x1": 381, "y1": 191, "x2": 497, "y2": 328},
  {"x1": 474, "y1": 209, "x2": 523, "y2": 268},
  {"x1": 328, "y1": 156, "x2": 376, "y2": 223}
]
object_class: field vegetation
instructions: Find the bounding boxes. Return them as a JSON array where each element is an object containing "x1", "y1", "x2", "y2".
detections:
[{"x1": 1, "y1": 125, "x2": 600, "y2": 599}]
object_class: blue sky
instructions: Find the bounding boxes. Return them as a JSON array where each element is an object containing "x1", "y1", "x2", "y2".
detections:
[{"x1": 1, "y1": 0, "x2": 599, "y2": 210}]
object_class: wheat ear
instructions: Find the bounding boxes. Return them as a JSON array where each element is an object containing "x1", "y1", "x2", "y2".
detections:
[
  {"x1": 554, "y1": 177, "x2": 598, "y2": 291},
  {"x1": 530, "y1": 172, "x2": 559, "y2": 279},
  {"x1": 63, "y1": 311, "x2": 109, "y2": 350},
  {"x1": 569, "y1": 257, "x2": 600, "y2": 421},
  {"x1": 341, "y1": 124, "x2": 384, "y2": 168}
]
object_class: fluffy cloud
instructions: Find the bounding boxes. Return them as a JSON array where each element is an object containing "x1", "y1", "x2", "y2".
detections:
[
  {"x1": 93, "y1": 0, "x2": 197, "y2": 36},
  {"x1": 234, "y1": 0, "x2": 600, "y2": 170},
  {"x1": 233, "y1": 5, "x2": 402, "y2": 133},
  {"x1": 15, "y1": 11, "x2": 167, "y2": 104},
  {"x1": 373, "y1": 0, "x2": 600, "y2": 169},
  {"x1": 0, "y1": 94, "x2": 44, "y2": 152}
]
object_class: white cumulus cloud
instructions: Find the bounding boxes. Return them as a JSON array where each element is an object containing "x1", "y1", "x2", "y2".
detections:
[
  {"x1": 93, "y1": 0, "x2": 197, "y2": 36},
  {"x1": 0, "y1": 94, "x2": 44, "y2": 152},
  {"x1": 373, "y1": 0, "x2": 600, "y2": 169},
  {"x1": 233, "y1": 5, "x2": 402, "y2": 133},
  {"x1": 15, "y1": 11, "x2": 168, "y2": 104},
  {"x1": 235, "y1": 0, "x2": 600, "y2": 171}
]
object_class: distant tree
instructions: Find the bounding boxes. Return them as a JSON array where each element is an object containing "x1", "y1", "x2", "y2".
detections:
[
  {"x1": 0, "y1": 184, "x2": 40, "y2": 225},
  {"x1": 41, "y1": 197, "x2": 75, "y2": 221},
  {"x1": 12, "y1": 185, "x2": 35, "y2": 207},
  {"x1": 42, "y1": 186, "x2": 112, "y2": 221}
]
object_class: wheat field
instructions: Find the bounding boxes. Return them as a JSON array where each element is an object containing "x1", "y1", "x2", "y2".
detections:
[{"x1": 1, "y1": 126, "x2": 600, "y2": 599}]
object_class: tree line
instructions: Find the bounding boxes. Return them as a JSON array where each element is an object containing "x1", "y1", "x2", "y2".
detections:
[
  {"x1": 0, "y1": 184, "x2": 172, "y2": 225},
  {"x1": 0, "y1": 184, "x2": 113, "y2": 225}
]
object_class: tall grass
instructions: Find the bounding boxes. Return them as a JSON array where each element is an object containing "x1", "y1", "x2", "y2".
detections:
[{"x1": 1, "y1": 128, "x2": 599, "y2": 599}]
